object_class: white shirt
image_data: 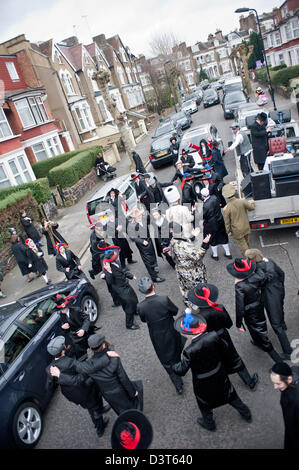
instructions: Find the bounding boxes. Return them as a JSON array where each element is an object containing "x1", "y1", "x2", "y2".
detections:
[{"x1": 229, "y1": 131, "x2": 251, "y2": 156}]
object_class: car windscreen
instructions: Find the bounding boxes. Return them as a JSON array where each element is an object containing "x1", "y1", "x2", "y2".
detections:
[
  {"x1": 225, "y1": 93, "x2": 245, "y2": 105},
  {"x1": 173, "y1": 112, "x2": 186, "y2": 120},
  {"x1": 224, "y1": 83, "x2": 242, "y2": 92},
  {"x1": 154, "y1": 123, "x2": 173, "y2": 137},
  {"x1": 204, "y1": 90, "x2": 216, "y2": 97},
  {"x1": 183, "y1": 100, "x2": 193, "y2": 107},
  {"x1": 180, "y1": 133, "x2": 207, "y2": 152},
  {"x1": 152, "y1": 137, "x2": 170, "y2": 151}
]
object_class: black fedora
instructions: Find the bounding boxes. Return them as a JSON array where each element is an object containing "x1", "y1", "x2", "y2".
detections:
[
  {"x1": 187, "y1": 283, "x2": 219, "y2": 307},
  {"x1": 111, "y1": 409, "x2": 153, "y2": 450},
  {"x1": 174, "y1": 311, "x2": 207, "y2": 336},
  {"x1": 226, "y1": 258, "x2": 256, "y2": 279}
]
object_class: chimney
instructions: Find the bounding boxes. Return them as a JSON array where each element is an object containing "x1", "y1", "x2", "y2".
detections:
[
  {"x1": 93, "y1": 34, "x2": 106, "y2": 46},
  {"x1": 208, "y1": 33, "x2": 214, "y2": 41},
  {"x1": 215, "y1": 30, "x2": 223, "y2": 41},
  {"x1": 60, "y1": 36, "x2": 79, "y2": 46}
]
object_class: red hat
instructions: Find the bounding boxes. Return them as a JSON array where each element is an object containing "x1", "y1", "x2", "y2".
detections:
[
  {"x1": 226, "y1": 258, "x2": 256, "y2": 279},
  {"x1": 111, "y1": 410, "x2": 153, "y2": 450},
  {"x1": 55, "y1": 294, "x2": 77, "y2": 309}
]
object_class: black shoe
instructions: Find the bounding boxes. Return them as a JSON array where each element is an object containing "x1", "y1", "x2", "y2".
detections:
[
  {"x1": 128, "y1": 260, "x2": 137, "y2": 264},
  {"x1": 280, "y1": 353, "x2": 291, "y2": 360},
  {"x1": 211, "y1": 255, "x2": 219, "y2": 261},
  {"x1": 111, "y1": 303, "x2": 121, "y2": 308},
  {"x1": 97, "y1": 416, "x2": 109, "y2": 437},
  {"x1": 154, "y1": 277, "x2": 165, "y2": 283},
  {"x1": 46, "y1": 280, "x2": 52, "y2": 285},
  {"x1": 239, "y1": 413, "x2": 252, "y2": 423},
  {"x1": 99, "y1": 404, "x2": 111, "y2": 414},
  {"x1": 224, "y1": 254, "x2": 232, "y2": 259},
  {"x1": 89, "y1": 270, "x2": 95, "y2": 280},
  {"x1": 249, "y1": 373, "x2": 259, "y2": 391},
  {"x1": 126, "y1": 324, "x2": 140, "y2": 330},
  {"x1": 175, "y1": 386, "x2": 183, "y2": 395},
  {"x1": 197, "y1": 417, "x2": 216, "y2": 431},
  {"x1": 250, "y1": 340, "x2": 263, "y2": 350}
]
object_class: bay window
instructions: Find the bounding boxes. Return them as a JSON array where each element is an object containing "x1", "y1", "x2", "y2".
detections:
[
  {"x1": 0, "y1": 108, "x2": 13, "y2": 139},
  {"x1": 32, "y1": 142, "x2": 48, "y2": 161},
  {"x1": 15, "y1": 96, "x2": 49, "y2": 129},
  {"x1": 15, "y1": 99, "x2": 35, "y2": 128},
  {"x1": 74, "y1": 103, "x2": 95, "y2": 131}
]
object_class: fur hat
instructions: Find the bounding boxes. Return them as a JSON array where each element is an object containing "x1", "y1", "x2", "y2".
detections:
[
  {"x1": 245, "y1": 248, "x2": 263, "y2": 263},
  {"x1": 226, "y1": 258, "x2": 256, "y2": 279},
  {"x1": 88, "y1": 333, "x2": 106, "y2": 349},
  {"x1": 222, "y1": 184, "x2": 236, "y2": 199},
  {"x1": 164, "y1": 185, "x2": 180, "y2": 204}
]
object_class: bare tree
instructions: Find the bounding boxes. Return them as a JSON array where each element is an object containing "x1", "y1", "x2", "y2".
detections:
[{"x1": 149, "y1": 32, "x2": 180, "y2": 59}]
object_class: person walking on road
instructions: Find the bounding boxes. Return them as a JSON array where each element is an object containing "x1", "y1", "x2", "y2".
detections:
[
  {"x1": 151, "y1": 207, "x2": 175, "y2": 270},
  {"x1": 10, "y1": 233, "x2": 36, "y2": 283},
  {"x1": 46, "y1": 336, "x2": 110, "y2": 438},
  {"x1": 211, "y1": 141, "x2": 228, "y2": 180},
  {"x1": 187, "y1": 282, "x2": 258, "y2": 390},
  {"x1": 169, "y1": 137, "x2": 180, "y2": 165},
  {"x1": 172, "y1": 311, "x2": 252, "y2": 431},
  {"x1": 165, "y1": 185, "x2": 194, "y2": 240},
  {"x1": 270, "y1": 362, "x2": 299, "y2": 449},
  {"x1": 25, "y1": 238, "x2": 51, "y2": 285},
  {"x1": 20, "y1": 209, "x2": 43, "y2": 246},
  {"x1": 245, "y1": 248, "x2": 293, "y2": 360},
  {"x1": 131, "y1": 149, "x2": 146, "y2": 174},
  {"x1": 137, "y1": 277, "x2": 185, "y2": 394},
  {"x1": 249, "y1": 112, "x2": 271, "y2": 170},
  {"x1": 56, "y1": 243, "x2": 85, "y2": 280},
  {"x1": 226, "y1": 258, "x2": 283, "y2": 363},
  {"x1": 222, "y1": 184, "x2": 255, "y2": 257},
  {"x1": 224, "y1": 123, "x2": 253, "y2": 177}
]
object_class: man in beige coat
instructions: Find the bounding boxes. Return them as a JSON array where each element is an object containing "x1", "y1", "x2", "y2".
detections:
[{"x1": 222, "y1": 184, "x2": 255, "y2": 256}]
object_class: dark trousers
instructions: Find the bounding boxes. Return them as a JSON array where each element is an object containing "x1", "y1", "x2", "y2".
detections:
[
  {"x1": 165, "y1": 252, "x2": 176, "y2": 269},
  {"x1": 164, "y1": 364, "x2": 183, "y2": 390},
  {"x1": 240, "y1": 153, "x2": 253, "y2": 177},
  {"x1": 257, "y1": 162, "x2": 264, "y2": 170},
  {"x1": 200, "y1": 395, "x2": 251, "y2": 426},
  {"x1": 87, "y1": 405, "x2": 104, "y2": 433},
  {"x1": 237, "y1": 364, "x2": 253, "y2": 386}
]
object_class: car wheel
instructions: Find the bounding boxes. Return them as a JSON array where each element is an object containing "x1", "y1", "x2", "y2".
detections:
[
  {"x1": 12, "y1": 402, "x2": 43, "y2": 449},
  {"x1": 81, "y1": 295, "x2": 99, "y2": 323}
]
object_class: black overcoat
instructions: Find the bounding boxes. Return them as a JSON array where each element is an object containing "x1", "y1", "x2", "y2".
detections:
[
  {"x1": 59, "y1": 306, "x2": 91, "y2": 358},
  {"x1": 42, "y1": 223, "x2": 67, "y2": 256},
  {"x1": 140, "y1": 183, "x2": 168, "y2": 206},
  {"x1": 105, "y1": 262, "x2": 138, "y2": 315},
  {"x1": 11, "y1": 241, "x2": 33, "y2": 275},
  {"x1": 199, "y1": 304, "x2": 243, "y2": 374},
  {"x1": 129, "y1": 216, "x2": 157, "y2": 268},
  {"x1": 90, "y1": 230, "x2": 107, "y2": 274},
  {"x1": 27, "y1": 248, "x2": 48, "y2": 275},
  {"x1": 169, "y1": 142, "x2": 180, "y2": 164},
  {"x1": 280, "y1": 366, "x2": 299, "y2": 449},
  {"x1": 250, "y1": 121, "x2": 269, "y2": 165},
  {"x1": 181, "y1": 154, "x2": 195, "y2": 168},
  {"x1": 56, "y1": 249, "x2": 81, "y2": 279},
  {"x1": 105, "y1": 219, "x2": 133, "y2": 261},
  {"x1": 20, "y1": 215, "x2": 41, "y2": 243},
  {"x1": 211, "y1": 148, "x2": 228, "y2": 179},
  {"x1": 173, "y1": 331, "x2": 238, "y2": 410},
  {"x1": 132, "y1": 151, "x2": 146, "y2": 173},
  {"x1": 137, "y1": 294, "x2": 183, "y2": 368},
  {"x1": 257, "y1": 259, "x2": 285, "y2": 327},
  {"x1": 74, "y1": 348, "x2": 140, "y2": 415},
  {"x1": 181, "y1": 182, "x2": 197, "y2": 206},
  {"x1": 202, "y1": 195, "x2": 228, "y2": 246}
]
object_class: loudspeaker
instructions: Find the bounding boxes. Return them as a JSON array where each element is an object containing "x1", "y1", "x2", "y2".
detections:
[
  {"x1": 275, "y1": 177, "x2": 299, "y2": 197},
  {"x1": 271, "y1": 157, "x2": 299, "y2": 179},
  {"x1": 251, "y1": 170, "x2": 271, "y2": 200},
  {"x1": 240, "y1": 173, "x2": 252, "y2": 197}
]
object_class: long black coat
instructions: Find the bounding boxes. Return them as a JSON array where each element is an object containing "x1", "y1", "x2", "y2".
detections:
[
  {"x1": 257, "y1": 259, "x2": 285, "y2": 327},
  {"x1": 173, "y1": 331, "x2": 238, "y2": 410},
  {"x1": 42, "y1": 223, "x2": 67, "y2": 256},
  {"x1": 250, "y1": 121, "x2": 269, "y2": 165},
  {"x1": 27, "y1": 248, "x2": 48, "y2": 275},
  {"x1": 20, "y1": 215, "x2": 41, "y2": 243},
  {"x1": 133, "y1": 179, "x2": 147, "y2": 197},
  {"x1": 90, "y1": 230, "x2": 108, "y2": 274},
  {"x1": 137, "y1": 294, "x2": 183, "y2": 369},
  {"x1": 140, "y1": 182, "x2": 168, "y2": 207},
  {"x1": 45, "y1": 355, "x2": 101, "y2": 409},
  {"x1": 170, "y1": 169, "x2": 185, "y2": 183},
  {"x1": 199, "y1": 305, "x2": 244, "y2": 374},
  {"x1": 59, "y1": 306, "x2": 91, "y2": 358},
  {"x1": 181, "y1": 182, "x2": 197, "y2": 206},
  {"x1": 211, "y1": 148, "x2": 228, "y2": 179},
  {"x1": 11, "y1": 241, "x2": 33, "y2": 276},
  {"x1": 280, "y1": 366, "x2": 299, "y2": 449},
  {"x1": 169, "y1": 142, "x2": 180, "y2": 164},
  {"x1": 105, "y1": 262, "x2": 138, "y2": 315},
  {"x1": 74, "y1": 348, "x2": 139, "y2": 415},
  {"x1": 56, "y1": 249, "x2": 81, "y2": 279},
  {"x1": 202, "y1": 195, "x2": 228, "y2": 246},
  {"x1": 181, "y1": 153, "x2": 195, "y2": 169},
  {"x1": 129, "y1": 216, "x2": 157, "y2": 269},
  {"x1": 105, "y1": 219, "x2": 133, "y2": 261},
  {"x1": 132, "y1": 151, "x2": 146, "y2": 173}
]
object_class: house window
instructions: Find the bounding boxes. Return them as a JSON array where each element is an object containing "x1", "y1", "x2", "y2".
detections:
[
  {"x1": 117, "y1": 67, "x2": 125, "y2": 85},
  {"x1": 126, "y1": 67, "x2": 132, "y2": 83},
  {"x1": 52, "y1": 136, "x2": 61, "y2": 154},
  {"x1": 28, "y1": 97, "x2": 43, "y2": 124},
  {"x1": 36, "y1": 97, "x2": 49, "y2": 121},
  {"x1": 15, "y1": 97, "x2": 49, "y2": 129},
  {"x1": 0, "y1": 164, "x2": 11, "y2": 188},
  {"x1": 61, "y1": 73, "x2": 75, "y2": 95},
  {"x1": 0, "y1": 108, "x2": 13, "y2": 139},
  {"x1": 46, "y1": 138, "x2": 57, "y2": 157},
  {"x1": 6, "y1": 62, "x2": 20, "y2": 81},
  {"x1": 32, "y1": 142, "x2": 48, "y2": 161},
  {"x1": 8, "y1": 160, "x2": 23, "y2": 185},
  {"x1": 14, "y1": 99, "x2": 35, "y2": 128},
  {"x1": 74, "y1": 103, "x2": 95, "y2": 131},
  {"x1": 55, "y1": 50, "x2": 63, "y2": 64},
  {"x1": 278, "y1": 53, "x2": 285, "y2": 65},
  {"x1": 98, "y1": 99, "x2": 109, "y2": 121},
  {"x1": 291, "y1": 18, "x2": 299, "y2": 38},
  {"x1": 17, "y1": 156, "x2": 32, "y2": 182},
  {"x1": 296, "y1": 49, "x2": 299, "y2": 64},
  {"x1": 285, "y1": 23, "x2": 292, "y2": 41},
  {"x1": 275, "y1": 31, "x2": 281, "y2": 46}
]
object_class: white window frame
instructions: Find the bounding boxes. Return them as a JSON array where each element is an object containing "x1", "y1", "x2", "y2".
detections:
[
  {"x1": 32, "y1": 142, "x2": 49, "y2": 161},
  {"x1": 15, "y1": 99, "x2": 35, "y2": 128},
  {"x1": 14, "y1": 96, "x2": 49, "y2": 129},
  {"x1": 8, "y1": 159, "x2": 23, "y2": 185},
  {"x1": 6, "y1": 62, "x2": 20, "y2": 81},
  {"x1": 17, "y1": 155, "x2": 33, "y2": 183},
  {"x1": 291, "y1": 17, "x2": 299, "y2": 38},
  {"x1": 74, "y1": 103, "x2": 95, "y2": 132},
  {"x1": 0, "y1": 163, "x2": 11, "y2": 188},
  {"x1": 0, "y1": 108, "x2": 13, "y2": 140},
  {"x1": 117, "y1": 67, "x2": 125, "y2": 85}
]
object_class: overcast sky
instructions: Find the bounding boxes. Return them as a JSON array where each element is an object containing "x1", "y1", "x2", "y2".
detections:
[{"x1": 0, "y1": 0, "x2": 280, "y2": 57}]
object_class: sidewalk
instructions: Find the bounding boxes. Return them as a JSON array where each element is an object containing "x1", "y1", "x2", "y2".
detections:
[{"x1": 0, "y1": 115, "x2": 161, "y2": 304}]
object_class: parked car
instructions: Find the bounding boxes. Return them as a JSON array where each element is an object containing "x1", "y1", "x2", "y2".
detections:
[
  {"x1": 149, "y1": 132, "x2": 181, "y2": 169},
  {"x1": 222, "y1": 76, "x2": 244, "y2": 96},
  {"x1": 184, "y1": 92, "x2": 201, "y2": 105},
  {"x1": 202, "y1": 88, "x2": 220, "y2": 108},
  {"x1": 178, "y1": 123, "x2": 224, "y2": 167},
  {"x1": 152, "y1": 121, "x2": 182, "y2": 140},
  {"x1": 0, "y1": 278, "x2": 100, "y2": 448},
  {"x1": 222, "y1": 90, "x2": 248, "y2": 119},
  {"x1": 201, "y1": 81, "x2": 210, "y2": 90},
  {"x1": 170, "y1": 111, "x2": 192, "y2": 130},
  {"x1": 234, "y1": 102, "x2": 262, "y2": 128},
  {"x1": 182, "y1": 99, "x2": 198, "y2": 114}
]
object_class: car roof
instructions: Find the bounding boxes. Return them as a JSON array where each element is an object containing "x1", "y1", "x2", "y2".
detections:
[
  {"x1": 86, "y1": 173, "x2": 132, "y2": 204},
  {"x1": 225, "y1": 77, "x2": 242, "y2": 84},
  {"x1": 181, "y1": 124, "x2": 211, "y2": 138},
  {"x1": 182, "y1": 100, "x2": 193, "y2": 105},
  {"x1": 152, "y1": 131, "x2": 176, "y2": 144},
  {"x1": 237, "y1": 103, "x2": 260, "y2": 111},
  {"x1": 224, "y1": 90, "x2": 245, "y2": 98}
]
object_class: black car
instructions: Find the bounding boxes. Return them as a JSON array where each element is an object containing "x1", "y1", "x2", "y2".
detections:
[
  {"x1": 203, "y1": 89, "x2": 220, "y2": 108},
  {"x1": 149, "y1": 132, "x2": 180, "y2": 169},
  {"x1": 0, "y1": 278, "x2": 99, "y2": 448},
  {"x1": 222, "y1": 91, "x2": 248, "y2": 119},
  {"x1": 170, "y1": 111, "x2": 192, "y2": 130},
  {"x1": 152, "y1": 121, "x2": 181, "y2": 140}
]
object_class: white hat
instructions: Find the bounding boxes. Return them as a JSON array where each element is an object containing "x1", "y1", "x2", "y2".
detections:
[
  {"x1": 164, "y1": 185, "x2": 180, "y2": 204},
  {"x1": 148, "y1": 177, "x2": 156, "y2": 186},
  {"x1": 201, "y1": 188, "x2": 210, "y2": 198}
]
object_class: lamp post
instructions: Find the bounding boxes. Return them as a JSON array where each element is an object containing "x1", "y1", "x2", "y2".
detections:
[
  {"x1": 235, "y1": 7, "x2": 277, "y2": 110},
  {"x1": 164, "y1": 60, "x2": 178, "y2": 112}
]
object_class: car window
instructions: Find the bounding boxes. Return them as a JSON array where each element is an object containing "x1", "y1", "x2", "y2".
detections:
[
  {"x1": 152, "y1": 137, "x2": 170, "y2": 151},
  {"x1": 225, "y1": 93, "x2": 245, "y2": 104},
  {"x1": 18, "y1": 298, "x2": 56, "y2": 335},
  {"x1": 0, "y1": 324, "x2": 32, "y2": 374},
  {"x1": 123, "y1": 184, "x2": 135, "y2": 201},
  {"x1": 183, "y1": 100, "x2": 193, "y2": 106},
  {"x1": 154, "y1": 123, "x2": 173, "y2": 137}
]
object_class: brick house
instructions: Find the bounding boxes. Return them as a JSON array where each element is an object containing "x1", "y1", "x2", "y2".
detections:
[
  {"x1": 0, "y1": 54, "x2": 64, "y2": 187},
  {"x1": 172, "y1": 42, "x2": 197, "y2": 91}
]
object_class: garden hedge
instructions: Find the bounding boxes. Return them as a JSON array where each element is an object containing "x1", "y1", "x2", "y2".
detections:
[
  {"x1": 48, "y1": 146, "x2": 101, "y2": 188},
  {"x1": 31, "y1": 149, "x2": 83, "y2": 179},
  {"x1": 0, "y1": 178, "x2": 51, "y2": 204},
  {"x1": 270, "y1": 64, "x2": 287, "y2": 71},
  {"x1": 271, "y1": 65, "x2": 299, "y2": 88}
]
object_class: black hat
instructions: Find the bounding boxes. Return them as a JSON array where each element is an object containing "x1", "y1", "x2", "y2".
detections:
[
  {"x1": 257, "y1": 112, "x2": 267, "y2": 122},
  {"x1": 174, "y1": 311, "x2": 207, "y2": 336},
  {"x1": 88, "y1": 333, "x2": 106, "y2": 349},
  {"x1": 138, "y1": 276, "x2": 153, "y2": 294},
  {"x1": 111, "y1": 409, "x2": 153, "y2": 449},
  {"x1": 187, "y1": 283, "x2": 219, "y2": 307},
  {"x1": 271, "y1": 362, "x2": 292, "y2": 377},
  {"x1": 226, "y1": 258, "x2": 256, "y2": 279},
  {"x1": 55, "y1": 294, "x2": 77, "y2": 309}
]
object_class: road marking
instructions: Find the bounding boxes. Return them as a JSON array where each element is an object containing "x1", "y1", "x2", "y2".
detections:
[{"x1": 259, "y1": 235, "x2": 288, "y2": 248}]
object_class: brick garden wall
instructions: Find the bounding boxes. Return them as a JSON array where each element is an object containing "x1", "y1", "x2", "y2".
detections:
[{"x1": 60, "y1": 168, "x2": 98, "y2": 206}]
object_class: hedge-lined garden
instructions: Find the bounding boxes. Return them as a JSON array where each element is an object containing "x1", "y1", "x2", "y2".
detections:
[
  {"x1": 256, "y1": 65, "x2": 299, "y2": 89},
  {"x1": 31, "y1": 149, "x2": 83, "y2": 179},
  {"x1": 0, "y1": 178, "x2": 51, "y2": 204}
]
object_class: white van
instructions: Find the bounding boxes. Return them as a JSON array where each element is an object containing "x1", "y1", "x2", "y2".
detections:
[{"x1": 223, "y1": 76, "x2": 243, "y2": 95}]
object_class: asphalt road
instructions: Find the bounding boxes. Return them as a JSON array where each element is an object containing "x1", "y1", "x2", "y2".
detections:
[{"x1": 37, "y1": 95, "x2": 299, "y2": 449}]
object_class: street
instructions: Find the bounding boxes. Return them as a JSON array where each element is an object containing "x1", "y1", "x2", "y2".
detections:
[{"x1": 37, "y1": 94, "x2": 299, "y2": 449}]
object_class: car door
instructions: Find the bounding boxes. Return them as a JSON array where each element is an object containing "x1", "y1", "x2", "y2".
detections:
[{"x1": 212, "y1": 125, "x2": 224, "y2": 154}]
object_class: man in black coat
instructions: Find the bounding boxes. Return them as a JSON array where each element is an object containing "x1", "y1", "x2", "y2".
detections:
[
  {"x1": 249, "y1": 112, "x2": 271, "y2": 170},
  {"x1": 56, "y1": 244, "x2": 84, "y2": 280},
  {"x1": 137, "y1": 277, "x2": 184, "y2": 393},
  {"x1": 169, "y1": 137, "x2": 180, "y2": 165},
  {"x1": 46, "y1": 336, "x2": 110, "y2": 437},
  {"x1": 101, "y1": 247, "x2": 140, "y2": 330},
  {"x1": 180, "y1": 149, "x2": 195, "y2": 170},
  {"x1": 20, "y1": 209, "x2": 42, "y2": 246},
  {"x1": 270, "y1": 362, "x2": 299, "y2": 449},
  {"x1": 172, "y1": 311, "x2": 252, "y2": 431},
  {"x1": 104, "y1": 211, "x2": 136, "y2": 271},
  {"x1": 131, "y1": 149, "x2": 146, "y2": 174},
  {"x1": 139, "y1": 176, "x2": 169, "y2": 208},
  {"x1": 187, "y1": 283, "x2": 258, "y2": 390},
  {"x1": 151, "y1": 207, "x2": 175, "y2": 269},
  {"x1": 56, "y1": 294, "x2": 92, "y2": 358},
  {"x1": 131, "y1": 174, "x2": 149, "y2": 211}
]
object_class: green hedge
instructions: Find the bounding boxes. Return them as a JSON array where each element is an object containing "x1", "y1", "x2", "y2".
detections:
[
  {"x1": 31, "y1": 149, "x2": 83, "y2": 179},
  {"x1": 270, "y1": 64, "x2": 287, "y2": 71},
  {"x1": 0, "y1": 178, "x2": 51, "y2": 204},
  {"x1": 49, "y1": 146, "x2": 101, "y2": 188},
  {"x1": 0, "y1": 189, "x2": 32, "y2": 212},
  {"x1": 256, "y1": 67, "x2": 269, "y2": 83},
  {"x1": 272, "y1": 65, "x2": 299, "y2": 88}
]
